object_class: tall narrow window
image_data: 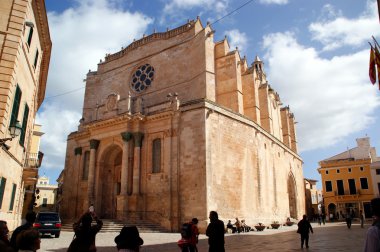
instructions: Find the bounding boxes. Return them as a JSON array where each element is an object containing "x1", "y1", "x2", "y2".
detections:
[
  {"x1": 325, "y1": 181, "x2": 332, "y2": 192},
  {"x1": 33, "y1": 49, "x2": 39, "y2": 68},
  {"x1": 9, "y1": 184, "x2": 16, "y2": 211},
  {"x1": 82, "y1": 151, "x2": 90, "y2": 180},
  {"x1": 360, "y1": 178, "x2": 369, "y2": 189},
  {"x1": 27, "y1": 27, "x2": 33, "y2": 46},
  {"x1": 337, "y1": 180, "x2": 344, "y2": 195},
  {"x1": 0, "y1": 178, "x2": 7, "y2": 209},
  {"x1": 152, "y1": 138, "x2": 161, "y2": 173},
  {"x1": 19, "y1": 104, "x2": 29, "y2": 146},
  {"x1": 10, "y1": 86, "x2": 22, "y2": 128},
  {"x1": 348, "y1": 179, "x2": 356, "y2": 194}
]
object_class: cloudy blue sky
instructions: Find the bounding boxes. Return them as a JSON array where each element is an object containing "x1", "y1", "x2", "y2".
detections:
[{"x1": 39, "y1": 0, "x2": 380, "y2": 187}]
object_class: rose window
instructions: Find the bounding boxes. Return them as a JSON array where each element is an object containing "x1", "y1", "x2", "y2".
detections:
[{"x1": 130, "y1": 64, "x2": 154, "y2": 93}]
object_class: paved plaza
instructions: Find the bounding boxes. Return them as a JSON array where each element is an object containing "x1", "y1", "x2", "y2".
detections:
[{"x1": 40, "y1": 221, "x2": 368, "y2": 252}]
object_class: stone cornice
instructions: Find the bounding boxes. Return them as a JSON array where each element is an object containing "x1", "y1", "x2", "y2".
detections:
[
  {"x1": 105, "y1": 19, "x2": 199, "y2": 62},
  {"x1": 33, "y1": 0, "x2": 52, "y2": 110},
  {"x1": 84, "y1": 113, "x2": 133, "y2": 130}
]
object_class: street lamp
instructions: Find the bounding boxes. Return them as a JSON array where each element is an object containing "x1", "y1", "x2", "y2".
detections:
[{"x1": 0, "y1": 121, "x2": 22, "y2": 145}]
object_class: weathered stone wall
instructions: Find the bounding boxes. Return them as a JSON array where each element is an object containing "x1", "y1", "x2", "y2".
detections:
[{"x1": 205, "y1": 102, "x2": 304, "y2": 225}]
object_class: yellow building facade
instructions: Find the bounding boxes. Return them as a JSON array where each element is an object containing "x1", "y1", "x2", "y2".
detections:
[
  {"x1": 34, "y1": 176, "x2": 58, "y2": 212},
  {"x1": 0, "y1": 0, "x2": 51, "y2": 229},
  {"x1": 318, "y1": 137, "x2": 379, "y2": 219}
]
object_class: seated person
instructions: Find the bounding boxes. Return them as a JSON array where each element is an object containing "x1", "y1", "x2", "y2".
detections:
[
  {"x1": 226, "y1": 220, "x2": 236, "y2": 233},
  {"x1": 241, "y1": 220, "x2": 251, "y2": 232}
]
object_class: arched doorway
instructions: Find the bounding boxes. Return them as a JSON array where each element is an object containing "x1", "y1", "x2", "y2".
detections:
[
  {"x1": 287, "y1": 173, "x2": 297, "y2": 219},
  {"x1": 328, "y1": 203, "x2": 336, "y2": 220},
  {"x1": 98, "y1": 145, "x2": 122, "y2": 219}
]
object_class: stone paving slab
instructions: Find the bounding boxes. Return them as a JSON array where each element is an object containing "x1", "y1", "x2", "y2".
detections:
[{"x1": 39, "y1": 222, "x2": 368, "y2": 252}]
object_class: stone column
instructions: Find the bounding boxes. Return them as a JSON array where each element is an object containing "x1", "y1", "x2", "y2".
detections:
[
  {"x1": 88, "y1": 139, "x2": 100, "y2": 206},
  {"x1": 117, "y1": 132, "x2": 132, "y2": 219},
  {"x1": 132, "y1": 132, "x2": 144, "y2": 194},
  {"x1": 121, "y1": 132, "x2": 133, "y2": 195},
  {"x1": 74, "y1": 147, "x2": 82, "y2": 217}
]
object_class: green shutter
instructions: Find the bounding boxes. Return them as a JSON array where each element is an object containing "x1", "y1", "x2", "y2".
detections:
[
  {"x1": 0, "y1": 178, "x2": 7, "y2": 209},
  {"x1": 9, "y1": 183, "x2": 16, "y2": 211},
  {"x1": 19, "y1": 104, "x2": 29, "y2": 146},
  {"x1": 27, "y1": 27, "x2": 33, "y2": 46},
  {"x1": 33, "y1": 49, "x2": 39, "y2": 68},
  {"x1": 10, "y1": 86, "x2": 22, "y2": 128}
]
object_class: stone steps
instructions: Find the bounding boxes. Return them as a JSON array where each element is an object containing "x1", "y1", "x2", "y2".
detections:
[{"x1": 61, "y1": 219, "x2": 169, "y2": 233}]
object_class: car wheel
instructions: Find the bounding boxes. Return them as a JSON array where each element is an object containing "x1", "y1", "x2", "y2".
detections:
[{"x1": 55, "y1": 233, "x2": 60, "y2": 238}]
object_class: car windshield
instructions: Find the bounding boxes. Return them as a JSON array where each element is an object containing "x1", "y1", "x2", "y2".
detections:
[{"x1": 38, "y1": 214, "x2": 59, "y2": 221}]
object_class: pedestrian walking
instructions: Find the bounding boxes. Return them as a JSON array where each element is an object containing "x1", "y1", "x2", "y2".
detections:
[
  {"x1": 321, "y1": 213, "x2": 326, "y2": 225},
  {"x1": 206, "y1": 211, "x2": 225, "y2": 252},
  {"x1": 10, "y1": 211, "x2": 36, "y2": 250},
  {"x1": 297, "y1": 215, "x2": 313, "y2": 249},
  {"x1": 364, "y1": 198, "x2": 380, "y2": 251},
  {"x1": 346, "y1": 209, "x2": 352, "y2": 229},
  {"x1": 67, "y1": 210, "x2": 103, "y2": 252},
  {"x1": 360, "y1": 210, "x2": 365, "y2": 228},
  {"x1": 114, "y1": 225, "x2": 144, "y2": 252},
  {"x1": 318, "y1": 214, "x2": 321, "y2": 225}
]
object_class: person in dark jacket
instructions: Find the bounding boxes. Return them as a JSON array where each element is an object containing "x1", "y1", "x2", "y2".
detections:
[
  {"x1": 67, "y1": 210, "x2": 103, "y2": 252},
  {"x1": 10, "y1": 211, "x2": 36, "y2": 250},
  {"x1": 206, "y1": 211, "x2": 225, "y2": 252},
  {"x1": 297, "y1": 215, "x2": 313, "y2": 249}
]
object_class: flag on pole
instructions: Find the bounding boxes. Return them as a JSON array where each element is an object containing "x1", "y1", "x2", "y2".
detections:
[
  {"x1": 374, "y1": 45, "x2": 380, "y2": 89},
  {"x1": 369, "y1": 46, "x2": 376, "y2": 84}
]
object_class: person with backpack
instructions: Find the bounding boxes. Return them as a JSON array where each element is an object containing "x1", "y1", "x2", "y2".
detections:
[
  {"x1": 177, "y1": 218, "x2": 198, "y2": 252},
  {"x1": 67, "y1": 210, "x2": 103, "y2": 252},
  {"x1": 364, "y1": 198, "x2": 380, "y2": 251}
]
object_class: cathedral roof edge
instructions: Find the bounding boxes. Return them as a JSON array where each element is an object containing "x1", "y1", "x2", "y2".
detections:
[{"x1": 104, "y1": 19, "x2": 200, "y2": 63}]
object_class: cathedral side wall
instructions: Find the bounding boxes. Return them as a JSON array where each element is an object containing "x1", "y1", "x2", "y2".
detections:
[{"x1": 205, "y1": 106, "x2": 304, "y2": 225}]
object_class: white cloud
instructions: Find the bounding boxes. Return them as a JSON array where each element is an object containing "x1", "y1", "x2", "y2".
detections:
[
  {"x1": 258, "y1": 0, "x2": 288, "y2": 5},
  {"x1": 36, "y1": 104, "x2": 81, "y2": 170},
  {"x1": 309, "y1": 1, "x2": 379, "y2": 51},
  {"x1": 161, "y1": 0, "x2": 229, "y2": 25},
  {"x1": 38, "y1": 1, "x2": 152, "y2": 173},
  {"x1": 224, "y1": 29, "x2": 248, "y2": 54},
  {"x1": 262, "y1": 32, "x2": 380, "y2": 152},
  {"x1": 46, "y1": 0, "x2": 152, "y2": 110}
]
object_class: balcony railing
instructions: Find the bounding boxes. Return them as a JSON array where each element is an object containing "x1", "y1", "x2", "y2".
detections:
[
  {"x1": 24, "y1": 151, "x2": 44, "y2": 168},
  {"x1": 333, "y1": 190, "x2": 362, "y2": 200}
]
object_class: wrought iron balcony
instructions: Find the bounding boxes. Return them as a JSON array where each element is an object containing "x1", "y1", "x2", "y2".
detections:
[{"x1": 24, "y1": 151, "x2": 44, "y2": 168}]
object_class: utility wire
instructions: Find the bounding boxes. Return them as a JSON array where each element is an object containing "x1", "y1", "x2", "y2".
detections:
[
  {"x1": 211, "y1": 0, "x2": 255, "y2": 25},
  {"x1": 44, "y1": 86, "x2": 85, "y2": 99}
]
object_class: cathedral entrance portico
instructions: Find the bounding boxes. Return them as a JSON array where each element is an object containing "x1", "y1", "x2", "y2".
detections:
[{"x1": 97, "y1": 144, "x2": 122, "y2": 219}]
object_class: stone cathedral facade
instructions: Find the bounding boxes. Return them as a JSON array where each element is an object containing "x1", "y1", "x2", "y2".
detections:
[{"x1": 60, "y1": 18, "x2": 305, "y2": 231}]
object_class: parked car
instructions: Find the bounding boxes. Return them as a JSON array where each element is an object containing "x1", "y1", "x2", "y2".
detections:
[{"x1": 33, "y1": 212, "x2": 61, "y2": 238}]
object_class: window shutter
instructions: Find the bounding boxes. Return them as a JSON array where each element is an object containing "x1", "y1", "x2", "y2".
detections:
[
  {"x1": 10, "y1": 86, "x2": 22, "y2": 128},
  {"x1": 19, "y1": 104, "x2": 29, "y2": 146},
  {"x1": 27, "y1": 27, "x2": 33, "y2": 46},
  {"x1": 0, "y1": 178, "x2": 7, "y2": 209},
  {"x1": 9, "y1": 183, "x2": 16, "y2": 211}
]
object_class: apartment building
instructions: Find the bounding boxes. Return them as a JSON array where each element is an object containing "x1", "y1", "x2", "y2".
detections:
[
  {"x1": 0, "y1": 0, "x2": 51, "y2": 229},
  {"x1": 318, "y1": 137, "x2": 379, "y2": 219}
]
